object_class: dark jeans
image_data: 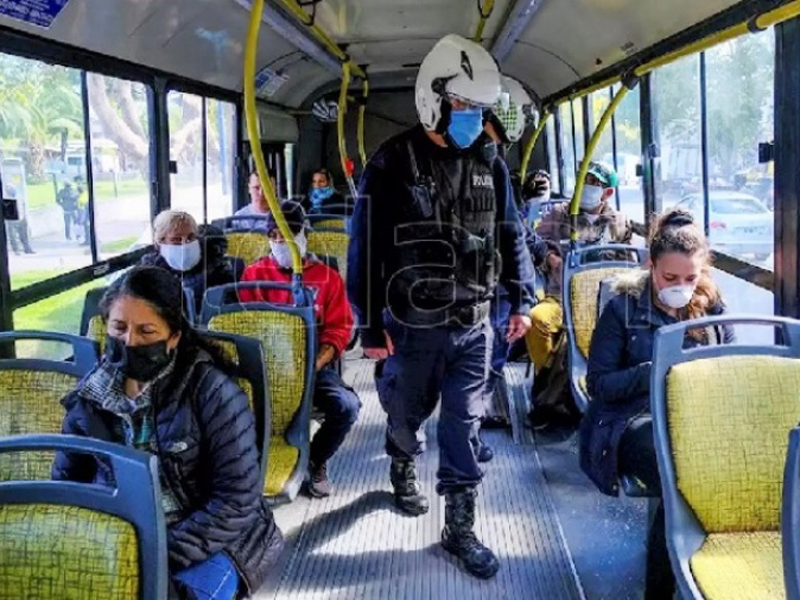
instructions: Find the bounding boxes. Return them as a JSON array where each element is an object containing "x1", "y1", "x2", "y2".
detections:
[
  {"x1": 309, "y1": 367, "x2": 361, "y2": 466},
  {"x1": 618, "y1": 416, "x2": 675, "y2": 600},
  {"x1": 63, "y1": 209, "x2": 77, "y2": 240},
  {"x1": 6, "y1": 220, "x2": 32, "y2": 253},
  {"x1": 376, "y1": 315, "x2": 492, "y2": 494}
]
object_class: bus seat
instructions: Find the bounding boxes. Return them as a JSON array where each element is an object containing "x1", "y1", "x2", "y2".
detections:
[
  {"x1": 310, "y1": 216, "x2": 347, "y2": 231},
  {"x1": 81, "y1": 285, "x2": 196, "y2": 333},
  {"x1": 651, "y1": 316, "x2": 800, "y2": 600},
  {"x1": 562, "y1": 244, "x2": 648, "y2": 413},
  {"x1": 222, "y1": 231, "x2": 270, "y2": 267},
  {"x1": 0, "y1": 434, "x2": 166, "y2": 599},
  {"x1": 781, "y1": 427, "x2": 800, "y2": 600},
  {"x1": 200, "y1": 283, "x2": 316, "y2": 504},
  {"x1": 307, "y1": 228, "x2": 349, "y2": 284},
  {"x1": 0, "y1": 331, "x2": 98, "y2": 481},
  {"x1": 200, "y1": 330, "x2": 269, "y2": 490}
]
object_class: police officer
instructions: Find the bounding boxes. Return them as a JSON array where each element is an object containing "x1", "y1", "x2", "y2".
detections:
[{"x1": 347, "y1": 34, "x2": 537, "y2": 579}]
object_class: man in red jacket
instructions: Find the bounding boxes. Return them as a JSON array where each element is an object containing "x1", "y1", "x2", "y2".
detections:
[{"x1": 239, "y1": 201, "x2": 361, "y2": 498}]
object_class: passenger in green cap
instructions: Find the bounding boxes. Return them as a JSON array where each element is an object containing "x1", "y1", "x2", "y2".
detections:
[{"x1": 525, "y1": 160, "x2": 633, "y2": 429}]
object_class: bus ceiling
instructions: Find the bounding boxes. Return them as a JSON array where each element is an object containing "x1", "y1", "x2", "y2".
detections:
[{"x1": 0, "y1": 0, "x2": 773, "y2": 110}]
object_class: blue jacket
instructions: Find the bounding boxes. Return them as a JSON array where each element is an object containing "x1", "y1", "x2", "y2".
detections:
[
  {"x1": 579, "y1": 271, "x2": 734, "y2": 495},
  {"x1": 53, "y1": 344, "x2": 283, "y2": 594},
  {"x1": 347, "y1": 125, "x2": 540, "y2": 347}
]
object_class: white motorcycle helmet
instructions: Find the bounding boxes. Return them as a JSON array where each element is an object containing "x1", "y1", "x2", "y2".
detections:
[
  {"x1": 415, "y1": 34, "x2": 502, "y2": 133},
  {"x1": 490, "y1": 75, "x2": 538, "y2": 144}
]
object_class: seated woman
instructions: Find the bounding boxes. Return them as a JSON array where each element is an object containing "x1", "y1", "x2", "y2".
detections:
[
  {"x1": 52, "y1": 266, "x2": 284, "y2": 600},
  {"x1": 304, "y1": 168, "x2": 349, "y2": 216},
  {"x1": 140, "y1": 210, "x2": 242, "y2": 314},
  {"x1": 579, "y1": 208, "x2": 734, "y2": 600}
]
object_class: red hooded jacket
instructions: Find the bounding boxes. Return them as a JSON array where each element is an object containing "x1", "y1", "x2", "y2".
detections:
[{"x1": 239, "y1": 256, "x2": 353, "y2": 356}]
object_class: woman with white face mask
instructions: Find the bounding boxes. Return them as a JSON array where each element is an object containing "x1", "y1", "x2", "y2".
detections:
[
  {"x1": 580, "y1": 208, "x2": 734, "y2": 600},
  {"x1": 140, "y1": 210, "x2": 242, "y2": 315}
]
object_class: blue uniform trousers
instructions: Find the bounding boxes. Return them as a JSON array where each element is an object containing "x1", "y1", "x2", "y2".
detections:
[{"x1": 376, "y1": 314, "x2": 493, "y2": 494}]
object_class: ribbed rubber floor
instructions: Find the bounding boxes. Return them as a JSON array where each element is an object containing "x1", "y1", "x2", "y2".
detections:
[{"x1": 257, "y1": 359, "x2": 584, "y2": 600}]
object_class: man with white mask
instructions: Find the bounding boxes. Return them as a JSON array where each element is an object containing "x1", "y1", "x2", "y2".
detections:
[
  {"x1": 525, "y1": 161, "x2": 632, "y2": 429},
  {"x1": 239, "y1": 201, "x2": 361, "y2": 499},
  {"x1": 140, "y1": 210, "x2": 242, "y2": 315}
]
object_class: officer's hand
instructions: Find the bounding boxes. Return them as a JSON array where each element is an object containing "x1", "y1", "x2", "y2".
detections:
[
  {"x1": 506, "y1": 314, "x2": 532, "y2": 342},
  {"x1": 363, "y1": 330, "x2": 395, "y2": 360}
]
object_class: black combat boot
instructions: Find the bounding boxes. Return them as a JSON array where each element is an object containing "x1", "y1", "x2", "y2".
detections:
[
  {"x1": 390, "y1": 457, "x2": 429, "y2": 515},
  {"x1": 441, "y1": 488, "x2": 499, "y2": 579}
]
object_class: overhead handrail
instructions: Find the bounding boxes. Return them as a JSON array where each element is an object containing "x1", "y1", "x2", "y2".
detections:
[
  {"x1": 338, "y1": 61, "x2": 359, "y2": 200},
  {"x1": 357, "y1": 77, "x2": 369, "y2": 167},
  {"x1": 569, "y1": 79, "x2": 635, "y2": 245},
  {"x1": 278, "y1": 0, "x2": 367, "y2": 79},
  {"x1": 473, "y1": 0, "x2": 496, "y2": 42},
  {"x1": 245, "y1": 0, "x2": 304, "y2": 288},
  {"x1": 519, "y1": 109, "x2": 550, "y2": 180},
  {"x1": 562, "y1": 0, "x2": 800, "y2": 102}
]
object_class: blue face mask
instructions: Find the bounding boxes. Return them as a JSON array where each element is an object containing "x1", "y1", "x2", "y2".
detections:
[
  {"x1": 447, "y1": 107, "x2": 483, "y2": 149},
  {"x1": 310, "y1": 186, "x2": 335, "y2": 208}
]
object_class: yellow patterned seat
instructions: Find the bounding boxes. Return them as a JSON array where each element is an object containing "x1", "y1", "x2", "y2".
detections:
[
  {"x1": 0, "y1": 504, "x2": 139, "y2": 599},
  {"x1": 312, "y1": 218, "x2": 346, "y2": 230},
  {"x1": 569, "y1": 267, "x2": 632, "y2": 359},
  {"x1": 207, "y1": 308, "x2": 313, "y2": 502},
  {"x1": 224, "y1": 231, "x2": 270, "y2": 266},
  {"x1": 0, "y1": 331, "x2": 98, "y2": 482},
  {"x1": 307, "y1": 230, "x2": 349, "y2": 283},
  {"x1": 88, "y1": 315, "x2": 107, "y2": 353},
  {"x1": 0, "y1": 434, "x2": 166, "y2": 599},
  {"x1": 651, "y1": 317, "x2": 800, "y2": 600}
]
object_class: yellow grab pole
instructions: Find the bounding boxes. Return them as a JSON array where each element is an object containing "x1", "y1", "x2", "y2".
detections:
[
  {"x1": 244, "y1": 0, "x2": 302, "y2": 274},
  {"x1": 570, "y1": 83, "x2": 632, "y2": 242},
  {"x1": 519, "y1": 111, "x2": 550, "y2": 180},
  {"x1": 278, "y1": 0, "x2": 367, "y2": 79},
  {"x1": 357, "y1": 78, "x2": 369, "y2": 167},
  {"x1": 473, "y1": 0, "x2": 495, "y2": 42},
  {"x1": 338, "y1": 61, "x2": 358, "y2": 199}
]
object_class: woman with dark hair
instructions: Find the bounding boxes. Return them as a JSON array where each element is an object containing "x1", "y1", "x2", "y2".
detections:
[
  {"x1": 579, "y1": 208, "x2": 734, "y2": 599},
  {"x1": 53, "y1": 266, "x2": 284, "y2": 600},
  {"x1": 304, "y1": 168, "x2": 348, "y2": 215}
]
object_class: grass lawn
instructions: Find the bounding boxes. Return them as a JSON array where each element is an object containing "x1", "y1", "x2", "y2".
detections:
[
  {"x1": 99, "y1": 236, "x2": 138, "y2": 255},
  {"x1": 26, "y1": 178, "x2": 149, "y2": 210},
  {"x1": 11, "y1": 269, "x2": 104, "y2": 359}
]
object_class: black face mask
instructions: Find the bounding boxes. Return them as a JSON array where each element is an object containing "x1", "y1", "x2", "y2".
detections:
[{"x1": 105, "y1": 335, "x2": 174, "y2": 382}]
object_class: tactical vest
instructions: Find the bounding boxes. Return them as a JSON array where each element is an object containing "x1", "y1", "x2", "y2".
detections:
[{"x1": 385, "y1": 136, "x2": 500, "y2": 318}]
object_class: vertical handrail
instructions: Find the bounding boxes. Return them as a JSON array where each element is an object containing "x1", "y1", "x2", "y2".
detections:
[
  {"x1": 244, "y1": 0, "x2": 303, "y2": 283},
  {"x1": 357, "y1": 78, "x2": 369, "y2": 167},
  {"x1": 473, "y1": 0, "x2": 495, "y2": 42},
  {"x1": 519, "y1": 110, "x2": 549, "y2": 180},
  {"x1": 338, "y1": 61, "x2": 358, "y2": 200}
]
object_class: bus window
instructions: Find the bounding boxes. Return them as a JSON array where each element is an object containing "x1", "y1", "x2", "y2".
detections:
[
  {"x1": 572, "y1": 97, "x2": 585, "y2": 165},
  {"x1": 654, "y1": 55, "x2": 702, "y2": 218},
  {"x1": 206, "y1": 98, "x2": 237, "y2": 222},
  {"x1": 545, "y1": 116, "x2": 560, "y2": 196},
  {"x1": 589, "y1": 88, "x2": 614, "y2": 174},
  {"x1": 613, "y1": 83, "x2": 644, "y2": 223},
  {"x1": 168, "y1": 90, "x2": 205, "y2": 222},
  {"x1": 0, "y1": 54, "x2": 91, "y2": 291},
  {"x1": 87, "y1": 72, "x2": 153, "y2": 259},
  {"x1": 706, "y1": 30, "x2": 775, "y2": 270},
  {"x1": 559, "y1": 103, "x2": 576, "y2": 197}
]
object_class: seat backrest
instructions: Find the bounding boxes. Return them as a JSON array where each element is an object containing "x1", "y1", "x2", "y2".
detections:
[
  {"x1": 307, "y1": 228, "x2": 349, "y2": 283},
  {"x1": 0, "y1": 434, "x2": 167, "y2": 600},
  {"x1": 82, "y1": 285, "x2": 196, "y2": 333},
  {"x1": 223, "y1": 231, "x2": 270, "y2": 266},
  {"x1": 201, "y1": 283, "x2": 316, "y2": 500},
  {"x1": 563, "y1": 245, "x2": 648, "y2": 360},
  {"x1": 310, "y1": 216, "x2": 347, "y2": 230},
  {"x1": 199, "y1": 330, "x2": 269, "y2": 488},
  {"x1": 0, "y1": 331, "x2": 99, "y2": 481},
  {"x1": 652, "y1": 316, "x2": 800, "y2": 535},
  {"x1": 782, "y1": 427, "x2": 800, "y2": 600}
]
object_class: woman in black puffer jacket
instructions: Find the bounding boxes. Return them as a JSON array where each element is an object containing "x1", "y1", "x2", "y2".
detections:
[
  {"x1": 579, "y1": 208, "x2": 734, "y2": 600},
  {"x1": 53, "y1": 266, "x2": 283, "y2": 600}
]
